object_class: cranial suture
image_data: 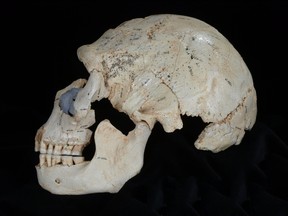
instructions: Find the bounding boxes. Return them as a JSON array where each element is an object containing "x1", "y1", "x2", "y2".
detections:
[{"x1": 35, "y1": 14, "x2": 257, "y2": 195}]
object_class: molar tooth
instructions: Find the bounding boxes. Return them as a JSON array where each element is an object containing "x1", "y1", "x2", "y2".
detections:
[
  {"x1": 52, "y1": 155, "x2": 61, "y2": 166},
  {"x1": 62, "y1": 145, "x2": 73, "y2": 155},
  {"x1": 62, "y1": 156, "x2": 73, "y2": 166},
  {"x1": 73, "y1": 156, "x2": 85, "y2": 164},
  {"x1": 72, "y1": 145, "x2": 85, "y2": 156}
]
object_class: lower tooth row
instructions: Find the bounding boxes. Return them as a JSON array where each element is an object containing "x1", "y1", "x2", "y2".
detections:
[{"x1": 39, "y1": 154, "x2": 84, "y2": 167}]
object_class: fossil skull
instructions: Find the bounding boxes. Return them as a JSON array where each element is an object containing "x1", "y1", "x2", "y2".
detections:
[{"x1": 35, "y1": 14, "x2": 257, "y2": 195}]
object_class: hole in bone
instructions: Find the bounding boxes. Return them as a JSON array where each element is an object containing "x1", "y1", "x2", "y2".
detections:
[
  {"x1": 91, "y1": 98, "x2": 135, "y2": 135},
  {"x1": 55, "y1": 178, "x2": 61, "y2": 184},
  {"x1": 179, "y1": 115, "x2": 209, "y2": 144},
  {"x1": 82, "y1": 98, "x2": 135, "y2": 161},
  {"x1": 82, "y1": 140, "x2": 95, "y2": 161}
]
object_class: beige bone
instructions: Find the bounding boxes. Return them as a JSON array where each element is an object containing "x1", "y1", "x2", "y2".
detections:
[{"x1": 35, "y1": 14, "x2": 257, "y2": 194}]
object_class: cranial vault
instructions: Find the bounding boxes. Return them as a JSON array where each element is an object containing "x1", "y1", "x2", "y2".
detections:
[{"x1": 35, "y1": 14, "x2": 257, "y2": 195}]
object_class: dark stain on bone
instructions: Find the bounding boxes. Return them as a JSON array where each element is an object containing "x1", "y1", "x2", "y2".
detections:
[
  {"x1": 107, "y1": 53, "x2": 139, "y2": 78},
  {"x1": 188, "y1": 65, "x2": 193, "y2": 76},
  {"x1": 185, "y1": 47, "x2": 202, "y2": 62},
  {"x1": 130, "y1": 32, "x2": 141, "y2": 41},
  {"x1": 157, "y1": 97, "x2": 166, "y2": 102},
  {"x1": 225, "y1": 78, "x2": 232, "y2": 86},
  {"x1": 147, "y1": 20, "x2": 165, "y2": 40},
  {"x1": 97, "y1": 157, "x2": 107, "y2": 160}
]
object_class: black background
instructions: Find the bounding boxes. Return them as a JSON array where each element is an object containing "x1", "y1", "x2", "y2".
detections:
[{"x1": 1, "y1": 1, "x2": 288, "y2": 216}]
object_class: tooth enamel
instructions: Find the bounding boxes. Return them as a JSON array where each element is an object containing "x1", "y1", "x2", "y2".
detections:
[
  {"x1": 35, "y1": 14, "x2": 258, "y2": 195},
  {"x1": 73, "y1": 156, "x2": 85, "y2": 164},
  {"x1": 72, "y1": 145, "x2": 84, "y2": 156},
  {"x1": 39, "y1": 142, "x2": 47, "y2": 154},
  {"x1": 62, "y1": 156, "x2": 73, "y2": 166},
  {"x1": 52, "y1": 155, "x2": 61, "y2": 166},
  {"x1": 46, "y1": 154, "x2": 52, "y2": 167},
  {"x1": 36, "y1": 120, "x2": 151, "y2": 194},
  {"x1": 62, "y1": 145, "x2": 73, "y2": 155},
  {"x1": 39, "y1": 154, "x2": 46, "y2": 166},
  {"x1": 53, "y1": 145, "x2": 62, "y2": 155},
  {"x1": 47, "y1": 144, "x2": 54, "y2": 154}
]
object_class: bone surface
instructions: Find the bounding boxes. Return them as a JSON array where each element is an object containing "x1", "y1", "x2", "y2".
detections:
[{"x1": 35, "y1": 14, "x2": 257, "y2": 194}]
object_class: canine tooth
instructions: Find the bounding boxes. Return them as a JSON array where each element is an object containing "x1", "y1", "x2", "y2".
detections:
[
  {"x1": 73, "y1": 156, "x2": 84, "y2": 164},
  {"x1": 72, "y1": 145, "x2": 84, "y2": 156},
  {"x1": 39, "y1": 142, "x2": 47, "y2": 154},
  {"x1": 39, "y1": 154, "x2": 46, "y2": 166},
  {"x1": 62, "y1": 145, "x2": 73, "y2": 155},
  {"x1": 46, "y1": 154, "x2": 52, "y2": 167},
  {"x1": 62, "y1": 156, "x2": 73, "y2": 166},
  {"x1": 52, "y1": 155, "x2": 61, "y2": 166},
  {"x1": 53, "y1": 145, "x2": 63, "y2": 155}
]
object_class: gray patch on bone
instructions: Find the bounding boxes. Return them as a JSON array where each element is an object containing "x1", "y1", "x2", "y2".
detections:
[{"x1": 59, "y1": 88, "x2": 81, "y2": 116}]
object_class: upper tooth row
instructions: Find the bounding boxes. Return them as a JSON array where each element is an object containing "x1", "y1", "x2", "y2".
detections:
[{"x1": 39, "y1": 143, "x2": 85, "y2": 156}]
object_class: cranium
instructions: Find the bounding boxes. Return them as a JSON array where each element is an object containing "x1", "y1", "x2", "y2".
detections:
[{"x1": 35, "y1": 14, "x2": 257, "y2": 195}]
